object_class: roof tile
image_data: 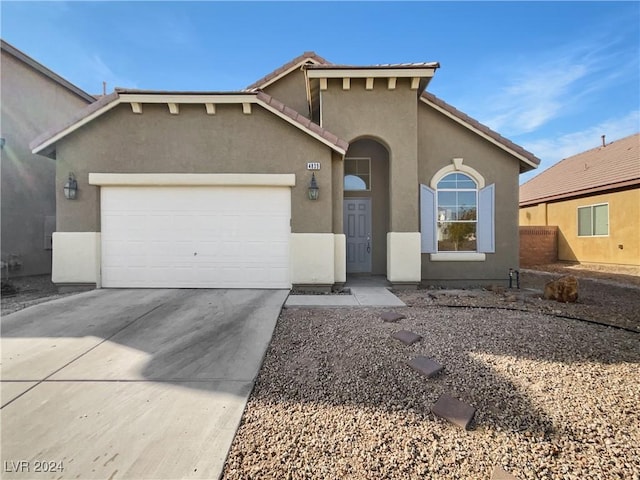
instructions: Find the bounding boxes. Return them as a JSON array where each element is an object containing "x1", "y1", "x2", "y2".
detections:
[
  {"x1": 246, "y1": 51, "x2": 330, "y2": 90},
  {"x1": 29, "y1": 91, "x2": 119, "y2": 151},
  {"x1": 520, "y1": 133, "x2": 640, "y2": 205}
]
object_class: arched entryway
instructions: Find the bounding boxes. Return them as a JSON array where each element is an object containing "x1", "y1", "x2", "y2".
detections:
[{"x1": 343, "y1": 138, "x2": 390, "y2": 275}]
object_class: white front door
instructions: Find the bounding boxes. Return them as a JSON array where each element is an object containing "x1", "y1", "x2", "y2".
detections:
[
  {"x1": 100, "y1": 186, "x2": 291, "y2": 288},
  {"x1": 344, "y1": 198, "x2": 371, "y2": 273}
]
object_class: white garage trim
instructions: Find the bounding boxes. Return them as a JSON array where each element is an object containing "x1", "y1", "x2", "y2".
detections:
[
  {"x1": 89, "y1": 173, "x2": 296, "y2": 187},
  {"x1": 100, "y1": 185, "x2": 291, "y2": 288}
]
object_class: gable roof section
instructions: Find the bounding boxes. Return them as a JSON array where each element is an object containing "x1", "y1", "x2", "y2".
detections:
[
  {"x1": 246, "y1": 51, "x2": 330, "y2": 91},
  {"x1": 30, "y1": 88, "x2": 348, "y2": 157},
  {"x1": 420, "y1": 91, "x2": 540, "y2": 172},
  {"x1": 1, "y1": 39, "x2": 95, "y2": 103},
  {"x1": 519, "y1": 133, "x2": 640, "y2": 206}
]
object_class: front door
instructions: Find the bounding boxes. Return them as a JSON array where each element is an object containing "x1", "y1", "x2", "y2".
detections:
[{"x1": 344, "y1": 198, "x2": 371, "y2": 273}]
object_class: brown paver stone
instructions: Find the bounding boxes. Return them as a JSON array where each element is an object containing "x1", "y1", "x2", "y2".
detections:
[
  {"x1": 391, "y1": 330, "x2": 422, "y2": 345},
  {"x1": 381, "y1": 312, "x2": 406, "y2": 323},
  {"x1": 407, "y1": 356, "x2": 443, "y2": 378},
  {"x1": 431, "y1": 394, "x2": 476, "y2": 430},
  {"x1": 491, "y1": 465, "x2": 518, "y2": 480}
]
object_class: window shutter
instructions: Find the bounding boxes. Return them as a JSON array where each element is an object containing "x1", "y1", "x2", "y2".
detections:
[
  {"x1": 477, "y1": 183, "x2": 495, "y2": 253},
  {"x1": 420, "y1": 184, "x2": 437, "y2": 253}
]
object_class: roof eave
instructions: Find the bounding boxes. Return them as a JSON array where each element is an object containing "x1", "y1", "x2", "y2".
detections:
[
  {"x1": 520, "y1": 178, "x2": 640, "y2": 207},
  {"x1": 305, "y1": 66, "x2": 438, "y2": 79},
  {"x1": 32, "y1": 90, "x2": 348, "y2": 156}
]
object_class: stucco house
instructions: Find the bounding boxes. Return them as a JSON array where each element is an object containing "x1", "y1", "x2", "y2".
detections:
[
  {"x1": 1, "y1": 39, "x2": 95, "y2": 278},
  {"x1": 520, "y1": 133, "x2": 639, "y2": 267},
  {"x1": 30, "y1": 52, "x2": 540, "y2": 289}
]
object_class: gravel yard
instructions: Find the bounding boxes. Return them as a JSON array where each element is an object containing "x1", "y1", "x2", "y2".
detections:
[
  {"x1": 223, "y1": 267, "x2": 640, "y2": 480},
  {"x1": 3, "y1": 266, "x2": 639, "y2": 479}
]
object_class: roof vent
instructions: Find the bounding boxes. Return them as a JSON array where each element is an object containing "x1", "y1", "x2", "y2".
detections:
[{"x1": 601, "y1": 134, "x2": 606, "y2": 147}]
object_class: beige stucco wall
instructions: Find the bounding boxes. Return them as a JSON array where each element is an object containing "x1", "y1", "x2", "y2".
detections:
[
  {"x1": 55, "y1": 103, "x2": 335, "y2": 234},
  {"x1": 1, "y1": 50, "x2": 92, "y2": 276},
  {"x1": 417, "y1": 103, "x2": 521, "y2": 284},
  {"x1": 51, "y1": 232, "x2": 101, "y2": 284},
  {"x1": 520, "y1": 188, "x2": 640, "y2": 266},
  {"x1": 262, "y1": 68, "x2": 310, "y2": 118},
  {"x1": 519, "y1": 204, "x2": 548, "y2": 225},
  {"x1": 320, "y1": 78, "x2": 419, "y2": 232},
  {"x1": 290, "y1": 233, "x2": 335, "y2": 285}
]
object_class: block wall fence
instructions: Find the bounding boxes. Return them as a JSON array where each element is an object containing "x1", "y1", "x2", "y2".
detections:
[{"x1": 519, "y1": 226, "x2": 558, "y2": 266}]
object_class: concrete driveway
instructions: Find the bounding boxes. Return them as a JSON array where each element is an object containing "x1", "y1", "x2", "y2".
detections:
[{"x1": 1, "y1": 288, "x2": 288, "y2": 479}]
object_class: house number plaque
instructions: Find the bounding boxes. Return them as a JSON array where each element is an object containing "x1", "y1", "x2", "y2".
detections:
[{"x1": 306, "y1": 162, "x2": 321, "y2": 170}]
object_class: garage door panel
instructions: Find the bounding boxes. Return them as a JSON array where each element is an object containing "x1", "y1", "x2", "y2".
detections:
[{"x1": 101, "y1": 186, "x2": 291, "y2": 288}]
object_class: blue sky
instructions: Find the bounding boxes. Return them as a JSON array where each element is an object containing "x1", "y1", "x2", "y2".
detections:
[{"x1": 2, "y1": 1, "x2": 638, "y2": 183}]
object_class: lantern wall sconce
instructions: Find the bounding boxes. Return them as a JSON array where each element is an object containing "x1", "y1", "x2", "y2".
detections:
[
  {"x1": 308, "y1": 172, "x2": 319, "y2": 200},
  {"x1": 63, "y1": 173, "x2": 78, "y2": 200}
]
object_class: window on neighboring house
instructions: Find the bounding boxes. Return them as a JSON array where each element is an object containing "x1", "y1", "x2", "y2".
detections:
[
  {"x1": 420, "y1": 163, "x2": 495, "y2": 259},
  {"x1": 344, "y1": 157, "x2": 371, "y2": 191},
  {"x1": 578, "y1": 204, "x2": 609, "y2": 236}
]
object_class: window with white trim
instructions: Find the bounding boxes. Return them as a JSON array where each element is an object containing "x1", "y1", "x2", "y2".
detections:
[
  {"x1": 420, "y1": 159, "x2": 495, "y2": 258},
  {"x1": 578, "y1": 204, "x2": 609, "y2": 236},
  {"x1": 436, "y1": 173, "x2": 477, "y2": 251}
]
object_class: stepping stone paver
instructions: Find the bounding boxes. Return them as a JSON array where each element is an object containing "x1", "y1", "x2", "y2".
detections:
[
  {"x1": 381, "y1": 312, "x2": 406, "y2": 323},
  {"x1": 431, "y1": 394, "x2": 476, "y2": 430},
  {"x1": 491, "y1": 466, "x2": 518, "y2": 480},
  {"x1": 407, "y1": 356, "x2": 443, "y2": 378},
  {"x1": 392, "y1": 330, "x2": 422, "y2": 345}
]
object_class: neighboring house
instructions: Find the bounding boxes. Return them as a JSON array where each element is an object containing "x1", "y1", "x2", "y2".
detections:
[
  {"x1": 30, "y1": 51, "x2": 539, "y2": 289},
  {"x1": 520, "y1": 133, "x2": 640, "y2": 266},
  {"x1": 1, "y1": 39, "x2": 95, "y2": 277}
]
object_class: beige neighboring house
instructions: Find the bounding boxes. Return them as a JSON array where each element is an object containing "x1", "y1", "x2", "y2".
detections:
[
  {"x1": 30, "y1": 51, "x2": 540, "y2": 289},
  {"x1": 1, "y1": 39, "x2": 95, "y2": 277},
  {"x1": 520, "y1": 133, "x2": 640, "y2": 266}
]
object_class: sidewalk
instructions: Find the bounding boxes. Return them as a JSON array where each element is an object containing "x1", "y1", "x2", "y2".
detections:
[{"x1": 284, "y1": 276, "x2": 406, "y2": 308}]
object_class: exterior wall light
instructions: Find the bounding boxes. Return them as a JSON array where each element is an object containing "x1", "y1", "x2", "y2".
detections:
[
  {"x1": 308, "y1": 172, "x2": 319, "y2": 200},
  {"x1": 0, "y1": 138, "x2": 5, "y2": 149},
  {"x1": 63, "y1": 173, "x2": 78, "y2": 200}
]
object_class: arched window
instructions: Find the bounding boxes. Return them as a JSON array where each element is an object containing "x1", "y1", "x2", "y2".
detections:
[
  {"x1": 420, "y1": 159, "x2": 495, "y2": 259},
  {"x1": 344, "y1": 174, "x2": 368, "y2": 191},
  {"x1": 436, "y1": 173, "x2": 477, "y2": 251}
]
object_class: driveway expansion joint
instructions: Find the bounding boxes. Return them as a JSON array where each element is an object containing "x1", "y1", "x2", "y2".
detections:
[{"x1": 1, "y1": 302, "x2": 165, "y2": 409}]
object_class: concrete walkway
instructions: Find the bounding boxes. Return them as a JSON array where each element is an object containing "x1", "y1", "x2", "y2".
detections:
[
  {"x1": 1, "y1": 288, "x2": 287, "y2": 480},
  {"x1": 285, "y1": 276, "x2": 406, "y2": 307}
]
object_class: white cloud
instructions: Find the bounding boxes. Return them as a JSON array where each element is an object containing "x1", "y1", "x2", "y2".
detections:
[
  {"x1": 83, "y1": 53, "x2": 138, "y2": 93},
  {"x1": 481, "y1": 39, "x2": 636, "y2": 136},
  {"x1": 519, "y1": 110, "x2": 640, "y2": 183}
]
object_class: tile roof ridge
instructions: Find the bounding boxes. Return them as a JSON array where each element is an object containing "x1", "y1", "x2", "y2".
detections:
[
  {"x1": 246, "y1": 52, "x2": 330, "y2": 91},
  {"x1": 255, "y1": 90, "x2": 348, "y2": 151},
  {"x1": 421, "y1": 91, "x2": 540, "y2": 167}
]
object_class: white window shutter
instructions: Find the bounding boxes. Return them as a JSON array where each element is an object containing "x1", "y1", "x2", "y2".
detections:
[
  {"x1": 477, "y1": 183, "x2": 495, "y2": 253},
  {"x1": 420, "y1": 184, "x2": 437, "y2": 253}
]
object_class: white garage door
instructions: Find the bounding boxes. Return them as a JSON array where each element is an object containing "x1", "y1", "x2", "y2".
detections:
[{"x1": 100, "y1": 186, "x2": 291, "y2": 288}]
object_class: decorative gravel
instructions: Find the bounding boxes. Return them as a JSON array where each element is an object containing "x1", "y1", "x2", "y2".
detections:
[{"x1": 223, "y1": 305, "x2": 640, "y2": 479}]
